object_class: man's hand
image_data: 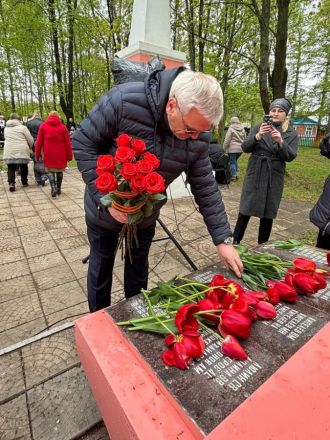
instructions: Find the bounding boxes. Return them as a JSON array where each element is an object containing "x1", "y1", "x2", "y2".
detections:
[
  {"x1": 108, "y1": 206, "x2": 128, "y2": 224},
  {"x1": 216, "y1": 243, "x2": 243, "y2": 278}
]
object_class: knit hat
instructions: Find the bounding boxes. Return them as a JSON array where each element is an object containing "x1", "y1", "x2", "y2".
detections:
[{"x1": 269, "y1": 98, "x2": 292, "y2": 115}]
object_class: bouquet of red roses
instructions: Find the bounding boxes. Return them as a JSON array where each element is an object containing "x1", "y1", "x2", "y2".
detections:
[{"x1": 95, "y1": 134, "x2": 166, "y2": 261}]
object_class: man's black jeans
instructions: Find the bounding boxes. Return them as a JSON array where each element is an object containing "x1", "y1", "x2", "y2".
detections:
[{"x1": 86, "y1": 218, "x2": 156, "y2": 312}]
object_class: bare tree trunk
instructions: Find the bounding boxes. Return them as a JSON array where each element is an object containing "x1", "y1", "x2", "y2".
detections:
[
  {"x1": 271, "y1": 0, "x2": 290, "y2": 98},
  {"x1": 185, "y1": 0, "x2": 196, "y2": 70}
]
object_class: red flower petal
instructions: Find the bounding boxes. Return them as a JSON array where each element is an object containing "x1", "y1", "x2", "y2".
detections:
[
  {"x1": 219, "y1": 309, "x2": 251, "y2": 339},
  {"x1": 175, "y1": 304, "x2": 200, "y2": 332},
  {"x1": 221, "y1": 335, "x2": 248, "y2": 360},
  {"x1": 254, "y1": 301, "x2": 277, "y2": 319},
  {"x1": 293, "y1": 258, "x2": 316, "y2": 272}
]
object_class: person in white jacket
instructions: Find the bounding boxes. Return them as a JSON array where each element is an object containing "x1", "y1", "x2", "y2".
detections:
[
  {"x1": 3, "y1": 113, "x2": 34, "y2": 192},
  {"x1": 223, "y1": 116, "x2": 246, "y2": 180}
]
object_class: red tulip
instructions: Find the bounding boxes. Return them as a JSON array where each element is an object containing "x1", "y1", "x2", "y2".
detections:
[
  {"x1": 293, "y1": 257, "x2": 316, "y2": 272},
  {"x1": 291, "y1": 272, "x2": 321, "y2": 295},
  {"x1": 254, "y1": 301, "x2": 277, "y2": 319},
  {"x1": 312, "y1": 272, "x2": 327, "y2": 290},
  {"x1": 219, "y1": 309, "x2": 251, "y2": 339},
  {"x1": 197, "y1": 298, "x2": 221, "y2": 324},
  {"x1": 175, "y1": 304, "x2": 200, "y2": 332},
  {"x1": 230, "y1": 296, "x2": 256, "y2": 320},
  {"x1": 208, "y1": 274, "x2": 225, "y2": 287},
  {"x1": 265, "y1": 287, "x2": 280, "y2": 305},
  {"x1": 327, "y1": 251, "x2": 330, "y2": 266},
  {"x1": 274, "y1": 281, "x2": 298, "y2": 302},
  {"x1": 162, "y1": 330, "x2": 205, "y2": 369},
  {"x1": 221, "y1": 335, "x2": 248, "y2": 361}
]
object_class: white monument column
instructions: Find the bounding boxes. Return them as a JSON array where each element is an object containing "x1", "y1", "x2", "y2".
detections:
[{"x1": 116, "y1": 0, "x2": 185, "y2": 68}]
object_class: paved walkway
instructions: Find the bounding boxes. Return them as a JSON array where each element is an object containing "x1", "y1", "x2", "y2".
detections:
[{"x1": 0, "y1": 168, "x2": 315, "y2": 439}]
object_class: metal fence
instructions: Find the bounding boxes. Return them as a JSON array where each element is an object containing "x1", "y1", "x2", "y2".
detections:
[{"x1": 297, "y1": 135, "x2": 317, "y2": 147}]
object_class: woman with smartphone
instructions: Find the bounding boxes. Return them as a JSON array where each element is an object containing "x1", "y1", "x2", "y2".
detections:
[{"x1": 233, "y1": 98, "x2": 298, "y2": 244}]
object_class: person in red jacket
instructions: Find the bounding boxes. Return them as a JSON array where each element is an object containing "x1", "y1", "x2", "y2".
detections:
[{"x1": 36, "y1": 111, "x2": 73, "y2": 197}]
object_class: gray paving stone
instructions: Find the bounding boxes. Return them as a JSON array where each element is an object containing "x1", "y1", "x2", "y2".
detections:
[
  {"x1": 33, "y1": 263, "x2": 76, "y2": 291},
  {"x1": 69, "y1": 259, "x2": 89, "y2": 279},
  {"x1": 0, "y1": 248, "x2": 25, "y2": 265},
  {"x1": 0, "y1": 220, "x2": 16, "y2": 230},
  {"x1": 61, "y1": 244, "x2": 90, "y2": 263},
  {"x1": 0, "y1": 293, "x2": 44, "y2": 333},
  {"x1": 23, "y1": 239, "x2": 59, "y2": 258},
  {"x1": 15, "y1": 216, "x2": 43, "y2": 227},
  {"x1": 0, "y1": 228, "x2": 18, "y2": 239},
  {"x1": 22, "y1": 328, "x2": 79, "y2": 388},
  {"x1": 0, "y1": 394, "x2": 31, "y2": 440},
  {"x1": 46, "y1": 302, "x2": 89, "y2": 327},
  {"x1": 78, "y1": 422, "x2": 110, "y2": 439},
  {"x1": 0, "y1": 352, "x2": 25, "y2": 403},
  {"x1": 28, "y1": 251, "x2": 66, "y2": 273},
  {"x1": 28, "y1": 366, "x2": 101, "y2": 440},
  {"x1": 49, "y1": 226, "x2": 81, "y2": 240},
  {"x1": 40, "y1": 280, "x2": 87, "y2": 315},
  {"x1": 55, "y1": 235, "x2": 88, "y2": 251},
  {"x1": 0, "y1": 317, "x2": 47, "y2": 350},
  {"x1": 0, "y1": 275, "x2": 37, "y2": 304},
  {"x1": 0, "y1": 260, "x2": 30, "y2": 282}
]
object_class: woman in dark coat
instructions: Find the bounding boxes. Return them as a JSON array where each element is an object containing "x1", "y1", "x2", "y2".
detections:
[{"x1": 233, "y1": 98, "x2": 298, "y2": 244}]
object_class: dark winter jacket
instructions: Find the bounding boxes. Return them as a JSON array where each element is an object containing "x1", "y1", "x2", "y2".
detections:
[
  {"x1": 73, "y1": 67, "x2": 232, "y2": 244},
  {"x1": 239, "y1": 123, "x2": 298, "y2": 219},
  {"x1": 208, "y1": 141, "x2": 224, "y2": 170},
  {"x1": 310, "y1": 175, "x2": 330, "y2": 236},
  {"x1": 36, "y1": 115, "x2": 73, "y2": 169},
  {"x1": 26, "y1": 118, "x2": 43, "y2": 141}
]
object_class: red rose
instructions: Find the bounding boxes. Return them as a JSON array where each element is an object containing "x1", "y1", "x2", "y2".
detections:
[
  {"x1": 115, "y1": 134, "x2": 132, "y2": 148},
  {"x1": 131, "y1": 139, "x2": 146, "y2": 156},
  {"x1": 115, "y1": 147, "x2": 135, "y2": 163},
  {"x1": 95, "y1": 172, "x2": 118, "y2": 193},
  {"x1": 96, "y1": 154, "x2": 115, "y2": 173},
  {"x1": 144, "y1": 172, "x2": 165, "y2": 194},
  {"x1": 136, "y1": 159, "x2": 154, "y2": 174},
  {"x1": 120, "y1": 163, "x2": 137, "y2": 180},
  {"x1": 143, "y1": 151, "x2": 160, "y2": 170},
  {"x1": 130, "y1": 173, "x2": 146, "y2": 193}
]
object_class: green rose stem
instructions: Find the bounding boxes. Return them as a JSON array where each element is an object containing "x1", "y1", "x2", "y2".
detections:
[{"x1": 142, "y1": 290, "x2": 176, "y2": 336}]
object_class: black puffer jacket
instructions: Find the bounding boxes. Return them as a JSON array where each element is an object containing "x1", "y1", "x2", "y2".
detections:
[
  {"x1": 310, "y1": 175, "x2": 330, "y2": 236},
  {"x1": 26, "y1": 118, "x2": 43, "y2": 141},
  {"x1": 73, "y1": 67, "x2": 231, "y2": 245}
]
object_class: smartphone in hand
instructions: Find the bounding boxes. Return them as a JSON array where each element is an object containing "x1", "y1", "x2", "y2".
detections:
[{"x1": 263, "y1": 115, "x2": 273, "y2": 126}]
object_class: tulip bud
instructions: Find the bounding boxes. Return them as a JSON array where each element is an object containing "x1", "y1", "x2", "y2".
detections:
[
  {"x1": 292, "y1": 272, "x2": 320, "y2": 295},
  {"x1": 219, "y1": 309, "x2": 251, "y2": 339},
  {"x1": 293, "y1": 257, "x2": 316, "y2": 272},
  {"x1": 221, "y1": 335, "x2": 248, "y2": 360},
  {"x1": 266, "y1": 287, "x2": 280, "y2": 305},
  {"x1": 274, "y1": 281, "x2": 298, "y2": 302},
  {"x1": 254, "y1": 301, "x2": 277, "y2": 319}
]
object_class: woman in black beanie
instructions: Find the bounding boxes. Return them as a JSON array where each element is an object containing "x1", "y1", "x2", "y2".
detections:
[{"x1": 233, "y1": 98, "x2": 298, "y2": 244}]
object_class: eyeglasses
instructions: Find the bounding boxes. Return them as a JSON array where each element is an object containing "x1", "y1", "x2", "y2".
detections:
[{"x1": 174, "y1": 102, "x2": 211, "y2": 136}]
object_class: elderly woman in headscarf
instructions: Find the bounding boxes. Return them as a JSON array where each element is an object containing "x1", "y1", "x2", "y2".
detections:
[{"x1": 233, "y1": 98, "x2": 298, "y2": 245}]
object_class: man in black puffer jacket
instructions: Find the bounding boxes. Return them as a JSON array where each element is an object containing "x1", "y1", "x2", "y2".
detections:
[{"x1": 73, "y1": 67, "x2": 242, "y2": 312}]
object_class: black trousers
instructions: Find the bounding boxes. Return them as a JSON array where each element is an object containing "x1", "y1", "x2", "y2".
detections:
[
  {"x1": 316, "y1": 231, "x2": 330, "y2": 250},
  {"x1": 233, "y1": 213, "x2": 273, "y2": 245},
  {"x1": 86, "y1": 218, "x2": 156, "y2": 312},
  {"x1": 7, "y1": 163, "x2": 28, "y2": 184}
]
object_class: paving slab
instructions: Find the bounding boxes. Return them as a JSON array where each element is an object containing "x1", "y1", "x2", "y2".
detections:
[{"x1": 0, "y1": 394, "x2": 31, "y2": 440}]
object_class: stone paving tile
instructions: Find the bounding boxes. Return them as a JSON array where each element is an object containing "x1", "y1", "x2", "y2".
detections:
[
  {"x1": 55, "y1": 235, "x2": 88, "y2": 251},
  {"x1": 0, "y1": 352, "x2": 25, "y2": 403},
  {"x1": 22, "y1": 239, "x2": 59, "y2": 258},
  {"x1": 0, "y1": 394, "x2": 31, "y2": 440},
  {"x1": 44, "y1": 219, "x2": 73, "y2": 231},
  {"x1": 0, "y1": 248, "x2": 25, "y2": 265},
  {"x1": 28, "y1": 366, "x2": 101, "y2": 440},
  {"x1": 38, "y1": 211, "x2": 64, "y2": 223},
  {"x1": 0, "y1": 317, "x2": 47, "y2": 350},
  {"x1": 69, "y1": 259, "x2": 89, "y2": 279},
  {"x1": 79, "y1": 422, "x2": 110, "y2": 439},
  {"x1": 0, "y1": 227, "x2": 18, "y2": 239},
  {"x1": 0, "y1": 219, "x2": 16, "y2": 230},
  {"x1": 46, "y1": 302, "x2": 89, "y2": 327},
  {"x1": 33, "y1": 263, "x2": 76, "y2": 291},
  {"x1": 78, "y1": 277, "x2": 88, "y2": 295},
  {"x1": 15, "y1": 216, "x2": 43, "y2": 227},
  {"x1": 17, "y1": 223, "x2": 47, "y2": 236},
  {"x1": 0, "y1": 293, "x2": 44, "y2": 333},
  {"x1": 0, "y1": 212, "x2": 12, "y2": 222},
  {"x1": 40, "y1": 280, "x2": 87, "y2": 315},
  {"x1": 0, "y1": 260, "x2": 30, "y2": 282},
  {"x1": 0, "y1": 275, "x2": 37, "y2": 304},
  {"x1": 28, "y1": 251, "x2": 66, "y2": 273},
  {"x1": 49, "y1": 226, "x2": 81, "y2": 240},
  {"x1": 22, "y1": 328, "x2": 79, "y2": 388},
  {"x1": 61, "y1": 244, "x2": 90, "y2": 263}
]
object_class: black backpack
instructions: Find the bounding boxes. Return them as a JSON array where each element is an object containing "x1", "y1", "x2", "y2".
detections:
[
  {"x1": 320, "y1": 133, "x2": 330, "y2": 159},
  {"x1": 215, "y1": 153, "x2": 231, "y2": 184}
]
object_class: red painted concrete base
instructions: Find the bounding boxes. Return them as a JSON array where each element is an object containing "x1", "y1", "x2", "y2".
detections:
[
  {"x1": 75, "y1": 310, "x2": 203, "y2": 440},
  {"x1": 75, "y1": 311, "x2": 330, "y2": 440}
]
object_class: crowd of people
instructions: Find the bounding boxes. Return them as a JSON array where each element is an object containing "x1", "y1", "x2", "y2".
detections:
[{"x1": 1, "y1": 68, "x2": 329, "y2": 314}]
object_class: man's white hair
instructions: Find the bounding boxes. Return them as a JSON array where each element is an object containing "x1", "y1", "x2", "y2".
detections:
[{"x1": 169, "y1": 70, "x2": 223, "y2": 126}]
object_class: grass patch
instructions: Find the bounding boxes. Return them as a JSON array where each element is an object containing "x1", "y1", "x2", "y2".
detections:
[{"x1": 232, "y1": 146, "x2": 329, "y2": 203}]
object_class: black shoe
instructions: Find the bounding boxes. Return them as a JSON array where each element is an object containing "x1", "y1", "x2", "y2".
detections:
[
  {"x1": 41, "y1": 181, "x2": 45, "y2": 187},
  {"x1": 9, "y1": 183, "x2": 15, "y2": 192},
  {"x1": 57, "y1": 188, "x2": 61, "y2": 195},
  {"x1": 51, "y1": 190, "x2": 57, "y2": 198}
]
